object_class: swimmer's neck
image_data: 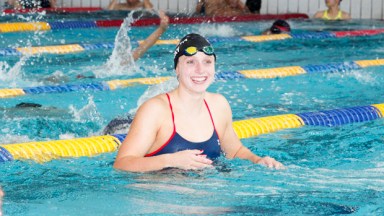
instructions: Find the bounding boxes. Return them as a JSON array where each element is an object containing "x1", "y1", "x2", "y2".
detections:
[
  {"x1": 327, "y1": 5, "x2": 340, "y2": 15},
  {"x1": 173, "y1": 89, "x2": 206, "y2": 114}
]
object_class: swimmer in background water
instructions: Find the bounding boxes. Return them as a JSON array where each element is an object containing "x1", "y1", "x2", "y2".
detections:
[
  {"x1": 113, "y1": 33, "x2": 284, "y2": 172},
  {"x1": 313, "y1": 0, "x2": 351, "y2": 20},
  {"x1": 262, "y1": 19, "x2": 291, "y2": 35},
  {"x1": 0, "y1": 102, "x2": 72, "y2": 119},
  {"x1": 71, "y1": 11, "x2": 169, "y2": 80},
  {"x1": 103, "y1": 113, "x2": 134, "y2": 135}
]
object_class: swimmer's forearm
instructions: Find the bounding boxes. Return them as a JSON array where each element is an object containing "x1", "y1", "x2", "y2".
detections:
[
  {"x1": 113, "y1": 155, "x2": 171, "y2": 172},
  {"x1": 132, "y1": 22, "x2": 167, "y2": 61},
  {"x1": 233, "y1": 146, "x2": 262, "y2": 163},
  {"x1": 143, "y1": 0, "x2": 153, "y2": 9},
  {"x1": 108, "y1": 0, "x2": 117, "y2": 10}
]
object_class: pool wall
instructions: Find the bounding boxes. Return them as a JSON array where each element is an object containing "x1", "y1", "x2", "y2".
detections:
[{"x1": 1, "y1": 0, "x2": 382, "y2": 19}]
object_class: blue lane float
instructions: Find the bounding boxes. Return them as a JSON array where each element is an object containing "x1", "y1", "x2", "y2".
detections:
[
  {"x1": 289, "y1": 31, "x2": 336, "y2": 39},
  {"x1": 302, "y1": 62, "x2": 361, "y2": 73},
  {"x1": 215, "y1": 71, "x2": 246, "y2": 80},
  {"x1": 80, "y1": 42, "x2": 115, "y2": 51},
  {"x1": 1, "y1": 58, "x2": 384, "y2": 99},
  {"x1": 22, "y1": 83, "x2": 109, "y2": 95},
  {"x1": 1, "y1": 102, "x2": 383, "y2": 163},
  {"x1": 296, "y1": 106, "x2": 382, "y2": 127},
  {"x1": 2, "y1": 29, "x2": 384, "y2": 56},
  {"x1": 49, "y1": 21, "x2": 98, "y2": 29},
  {"x1": 0, "y1": 146, "x2": 13, "y2": 162}
]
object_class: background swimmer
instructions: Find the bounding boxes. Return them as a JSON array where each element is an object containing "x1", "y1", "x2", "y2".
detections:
[
  {"x1": 314, "y1": 0, "x2": 351, "y2": 20},
  {"x1": 262, "y1": 19, "x2": 291, "y2": 35}
]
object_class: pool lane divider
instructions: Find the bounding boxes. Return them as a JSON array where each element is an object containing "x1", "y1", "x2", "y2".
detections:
[
  {"x1": 1, "y1": 58, "x2": 384, "y2": 98},
  {"x1": 2, "y1": 7, "x2": 103, "y2": 14},
  {"x1": 2, "y1": 28, "x2": 384, "y2": 56},
  {"x1": 0, "y1": 103, "x2": 383, "y2": 163},
  {"x1": 0, "y1": 13, "x2": 308, "y2": 33}
]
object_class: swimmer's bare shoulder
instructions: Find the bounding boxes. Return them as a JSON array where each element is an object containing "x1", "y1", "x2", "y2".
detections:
[
  {"x1": 206, "y1": 92, "x2": 230, "y2": 108},
  {"x1": 204, "y1": 92, "x2": 232, "y2": 124},
  {"x1": 313, "y1": 10, "x2": 324, "y2": 19},
  {"x1": 133, "y1": 93, "x2": 170, "y2": 128}
]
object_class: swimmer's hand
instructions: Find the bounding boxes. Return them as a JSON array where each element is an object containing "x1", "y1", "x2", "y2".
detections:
[
  {"x1": 158, "y1": 10, "x2": 169, "y2": 30},
  {"x1": 168, "y1": 150, "x2": 213, "y2": 170},
  {"x1": 256, "y1": 156, "x2": 284, "y2": 169}
]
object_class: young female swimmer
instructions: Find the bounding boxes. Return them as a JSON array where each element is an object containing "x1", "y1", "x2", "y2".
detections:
[{"x1": 114, "y1": 33, "x2": 284, "y2": 172}]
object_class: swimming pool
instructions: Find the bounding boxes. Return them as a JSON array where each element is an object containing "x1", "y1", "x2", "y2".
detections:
[{"x1": 1, "y1": 12, "x2": 384, "y2": 215}]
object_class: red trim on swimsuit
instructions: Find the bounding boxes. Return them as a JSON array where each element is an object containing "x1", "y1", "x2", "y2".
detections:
[
  {"x1": 145, "y1": 93, "x2": 176, "y2": 157},
  {"x1": 204, "y1": 100, "x2": 220, "y2": 140},
  {"x1": 145, "y1": 94, "x2": 219, "y2": 157}
]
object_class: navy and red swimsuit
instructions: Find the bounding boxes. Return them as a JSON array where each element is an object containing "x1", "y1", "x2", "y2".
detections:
[{"x1": 145, "y1": 93, "x2": 221, "y2": 160}]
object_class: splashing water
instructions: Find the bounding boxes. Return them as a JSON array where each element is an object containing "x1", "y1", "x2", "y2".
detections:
[
  {"x1": 0, "y1": 56, "x2": 30, "y2": 87},
  {"x1": 93, "y1": 12, "x2": 138, "y2": 78},
  {"x1": 196, "y1": 24, "x2": 239, "y2": 37},
  {"x1": 129, "y1": 77, "x2": 179, "y2": 115},
  {"x1": 0, "y1": 61, "x2": 11, "y2": 81},
  {"x1": 69, "y1": 96, "x2": 102, "y2": 123}
]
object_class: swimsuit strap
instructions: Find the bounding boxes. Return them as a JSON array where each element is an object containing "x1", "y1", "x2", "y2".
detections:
[
  {"x1": 323, "y1": 10, "x2": 330, "y2": 20},
  {"x1": 203, "y1": 99, "x2": 219, "y2": 139},
  {"x1": 323, "y1": 10, "x2": 342, "y2": 20},
  {"x1": 336, "y1": 10, "x2": 343, "y2": 19},
  {"x1": 165, "y1": 93, "x2": 176, "y2": 131},
  {"x1": 166, "y1": 93, "x2": 218, "y2": 138}
]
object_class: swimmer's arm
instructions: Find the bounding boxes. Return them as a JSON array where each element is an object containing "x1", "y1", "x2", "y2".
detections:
[
  {"x1": 113, "y1": 98, "x2": 168, "y2": 172},
  {"x1": 214, "y1": 95, "x2": 248, "y2": 159},
  {"x1": 217, "y1": 96, "x2": 283, "y2": 169},
  {"x1": 8, "y1": 0, "x2": 20, "y2": 8},
  {"x1": 108, "y1": 0, "x2": 119, "y2": 10},
  {"x1": 132, "y1": 11, "x2": 169, "y2": 60},
  {"x1": 113, "y1": 97, "x2": 212, "y2": 172},
  {"x1": 237, "y1": 0, "x2": 249, "y2": 13},
  {"x1": 143, "y1": 0, "x2": 153, "y2": 9},
  {"x1": 342, "y1": 12, "x2": 351, "y2": 20},
  {"x1": 49, "y1": 0, "x2": 56, "y2": 8},
  {"x1": 313, "y1": 11, "x2": 323, "y2": 19},
  {"x1": 196, "y1": 0, "x2": 205, "y2": 13}
]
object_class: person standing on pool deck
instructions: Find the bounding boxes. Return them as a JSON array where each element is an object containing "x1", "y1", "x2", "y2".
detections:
[
  {"x1": 108, "y1": 0, "x2": 153, "y2": 10},
  {"x1": 7, "y1": 0, "x2": 56, "y2": 9},
  {"x1": 113, "y1": 33, "x2": 283, "y2": 172},
  {"x1": 196, "y1": 0, "x2": 249, "y2": 17},
  {"x1": 314, "y1": 0, "x2": 351, "y2": 20}
]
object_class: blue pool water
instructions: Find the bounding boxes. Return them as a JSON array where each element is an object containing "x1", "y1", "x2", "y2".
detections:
[{"x1": 1, "y1": 12, "x2": 384, "y2": 215}]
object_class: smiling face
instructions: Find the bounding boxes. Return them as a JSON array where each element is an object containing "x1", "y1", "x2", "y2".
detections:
[{"x1": 175, "y1": 52, "x2": 215, "y2": 94}]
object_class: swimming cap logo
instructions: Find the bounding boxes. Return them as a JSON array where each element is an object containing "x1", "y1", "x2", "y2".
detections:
[
  {"x1": 179, "y1": 38, "x2": 188, "y2": 46},
  {"x1": 174, "y1": 38, "x2": 188, "y2": 57},
  {"x1": 174, "y1": 47, "x2": 179, "y2": 57}
]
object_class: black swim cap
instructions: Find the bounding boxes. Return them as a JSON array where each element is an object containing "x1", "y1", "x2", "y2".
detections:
[
  {"x1": 270, "y1": 19, "x2": 291, "y2": 34},
  {"x1": 173, "y1": 33, "x2": 216, "y2": 69},
  {"x1": 246, "y1": 0, "x2": 261, "y2": 13}
]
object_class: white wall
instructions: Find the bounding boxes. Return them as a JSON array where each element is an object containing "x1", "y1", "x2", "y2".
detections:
[{"x1": 1, "y1": 0, "x2": 383, "y2": 19}]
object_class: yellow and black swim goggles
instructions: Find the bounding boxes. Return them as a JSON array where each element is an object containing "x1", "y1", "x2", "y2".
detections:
[{"x1": 183, "y1": 46, "x2": 215, "y2": 56}]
